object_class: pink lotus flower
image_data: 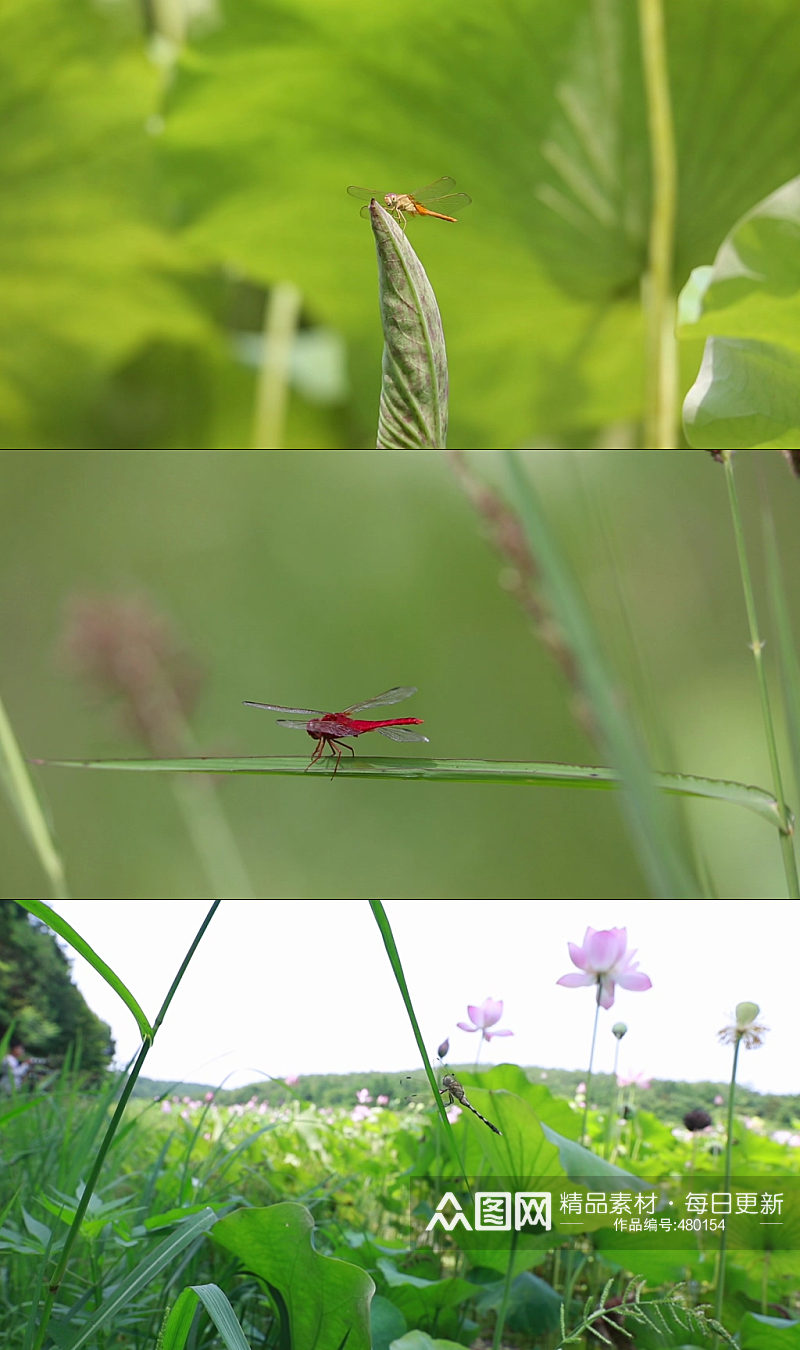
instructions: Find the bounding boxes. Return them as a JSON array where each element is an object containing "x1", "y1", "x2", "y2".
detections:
[
  {"x1": 617, "y1": 1071, "x2": 651, "y2": 1089},
  {"x1": 457, "y1": 997, "x2": 513, "y2": 1042},
  {"x1": 557, "y1": 928, "x2": 652, "y2": 1010},
  {"x1": 772, "y1": 1130, "x2": 800, "y2": 1147}
]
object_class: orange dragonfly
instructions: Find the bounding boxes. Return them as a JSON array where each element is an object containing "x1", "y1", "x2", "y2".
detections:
[
  {"x1": 243, "y1": 685, "x2": 429, "y2": 776},
  {"x1": 347, "y1": 177, "x2": 471, "y2": 228}
]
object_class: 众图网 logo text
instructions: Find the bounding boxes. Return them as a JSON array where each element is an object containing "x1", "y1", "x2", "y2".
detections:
[{"x1": 426, "y1": 1191, "x2": 552, "y2": 1232}]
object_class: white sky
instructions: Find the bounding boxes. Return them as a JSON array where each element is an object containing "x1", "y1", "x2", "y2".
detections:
[{"x1": 44, "y1": 900, "x2": 797, "y2": 1098}]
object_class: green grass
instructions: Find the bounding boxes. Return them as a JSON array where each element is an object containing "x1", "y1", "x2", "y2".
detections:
[{"x1": 2, "y1": 1065, "x2": 798, "y2": 1349}]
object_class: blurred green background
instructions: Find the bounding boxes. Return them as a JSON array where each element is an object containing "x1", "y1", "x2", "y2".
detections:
[
  {"x1": 4, "y1": 0, "x2": 800, "y2": 449},
  {"x1": 2, "y1": 449, "x2": 797, "y2": 898}
]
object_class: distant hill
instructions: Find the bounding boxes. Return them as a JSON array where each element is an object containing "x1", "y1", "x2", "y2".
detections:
[{"x1": 129, "y1": 1066, "x2": 800, "y2": 1128}]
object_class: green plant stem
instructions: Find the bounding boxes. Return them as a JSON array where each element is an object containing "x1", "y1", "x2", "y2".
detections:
[
  {"x1": 560, "y1": 1249, "x2": 581, "y2": 1332},
  {"x1": 0, "y1": 691, "x2": 69, "y2": 898},
  {"x1": 713, "y1": 1037, "x2": 740, "y2": 1323},
  {"x1": 30, "y1": 902, "x2": 221, "y2": 1350},
  {"x1": 638, "y1": 0, "x2": 678, "y2": 448},
  {"x1": 369, "y1": 901, "x2": 463, "y2": 1168},
  {"x1": 551, "y1": 1246, "x2": 561, "y2": 1297},
  {"x1": 764, "y1": 515, "x2": 800, "y2": 819},
  {"x1": 150, "y1": 0, "x2": 187, "y2": 43},
  {"x1": 581, "y1": 996, "x2": 602, "y2": 1146},
  {"x1": 760, "y1": 1251, "x2": 770, "y2": 1317},
  {"x1": 724, "y1": 457, "x2": 799, "y2": 896},
  {"x1": 144, "y1": 662, "x2": 256, "y2": 900},
  {"x1": 504, "y1": 452, "x2": 698, "y2": 897},
  {"x1": 169, "y1": 773, "x2": 256, "y2": 899},
  {"x1": 688, "y1": 1131, "x2": 698, "y2": 1176},
  {"x1": 492, "y1": 1226, "x2": 518, "y2": 1350},
  {"x1": 252, "y1": 281, "x2": 302, "y2": 449},
  {"x1": 603, "y1": 1040, "x2": 622, "y2": 1159}
]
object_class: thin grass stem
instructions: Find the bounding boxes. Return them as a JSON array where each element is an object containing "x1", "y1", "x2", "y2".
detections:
[{"x1": 723, "y1": 457, "x2": 798, "y2": 896}]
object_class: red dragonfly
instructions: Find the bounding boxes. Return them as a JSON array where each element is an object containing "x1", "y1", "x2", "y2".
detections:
[
  {"x1": 347, "y1": 177, "x2": 471, "y2": 228},
  {"x1": 243, "y1": 686, "x2": 429, "y2": 776}
]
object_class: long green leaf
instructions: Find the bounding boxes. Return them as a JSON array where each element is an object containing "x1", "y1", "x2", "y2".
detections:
[
  {"x1": 370, "y1": 901, "x2": 459, "y2": 1148},
  {"x1": 161, "y1": 1285, "x2": 253, "y2": 1350},
  {"x1": 32, "y1": 758, "x2": 785, "y2": 828},
  {"x1": 60, "y1": 1209, "x2": 219, "y2": 1350},
  {"x1": 16, "y1": 901, "x2": 152, "y2": 1041}
]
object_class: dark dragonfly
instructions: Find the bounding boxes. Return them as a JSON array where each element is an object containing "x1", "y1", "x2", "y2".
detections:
[
  {"x1": 400, "y1": 1069, "x2": 502, "y2": 1136},
  {"x1": 439, "y1": 1073, "x2": 502, "y2": 1136}
]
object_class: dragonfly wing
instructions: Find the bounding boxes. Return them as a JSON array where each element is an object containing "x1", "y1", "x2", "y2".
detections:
[
  {"x1": 345, "y1": 686, "x2": 418, "y2": 712},
  {"x1": 243, "y1": 702, "x2": 323, "y2": 715},
  {"x1": 347, "y1": 185, "x2": 380, "y2": 201},
  {"x1": 400, "y1": 1070, "x2": 442, "y2": 1108},
  {"x1": 398, "y1": 1073, "x2": 426, "y2": 1109},
  {"x1": 431, "y1": 192, "x2": 471, "y2": 208},
  {"x1": 274, "y1": 718, "x2": 316, "y2": 730},
  {"x1": 376, "y1": 726, "x2": 429, "y2": 742},
  {"x1": 412, "y1": 176, "x2": 457, "y2": 200}
]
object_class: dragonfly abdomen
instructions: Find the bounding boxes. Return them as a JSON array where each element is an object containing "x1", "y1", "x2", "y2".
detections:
[{"x1": 440, "y1": 1073, "x2": 502, "y2": 1136}]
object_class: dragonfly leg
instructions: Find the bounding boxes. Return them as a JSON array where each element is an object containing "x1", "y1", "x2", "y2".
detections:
[
  {"x1": 327, "y1": 737, "x2": 355, "y2": 778},
  {"x1": 305, "y1": 735, "x2": 326, "y2": 771}
]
